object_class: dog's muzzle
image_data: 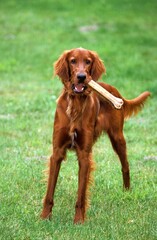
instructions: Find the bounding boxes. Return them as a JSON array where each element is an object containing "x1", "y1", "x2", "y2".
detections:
[{"x1": 72, "y1": 73, "x2": 87, "y2": 93}]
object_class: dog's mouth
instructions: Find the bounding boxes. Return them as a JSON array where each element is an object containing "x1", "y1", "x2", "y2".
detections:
[{"x1": 72, "y1": 83, "x2": 87, "y2": 94}]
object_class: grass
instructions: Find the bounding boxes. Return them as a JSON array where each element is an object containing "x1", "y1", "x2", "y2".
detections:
[{"x1": 0, "y1": 0, "x2": 157, "y2": 239}]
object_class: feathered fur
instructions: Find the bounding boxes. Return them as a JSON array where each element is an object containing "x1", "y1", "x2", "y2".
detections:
[{"x1": 40, "y1": 48, "x2": 150, "y2": 224}]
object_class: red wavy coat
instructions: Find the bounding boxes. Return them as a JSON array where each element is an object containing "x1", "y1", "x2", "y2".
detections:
[{"x1": 40, "y1": 48, "x2": 150, "y2": 224}]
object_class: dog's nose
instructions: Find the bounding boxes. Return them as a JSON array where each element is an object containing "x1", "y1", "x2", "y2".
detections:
[{"x1": 77, "y1": 73, "x2": 86, "y2": 83}]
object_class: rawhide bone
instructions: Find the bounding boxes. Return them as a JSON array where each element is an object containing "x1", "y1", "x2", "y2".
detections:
[{"x1": 88, "y1": 80, "x2": 124, "y2": 109}]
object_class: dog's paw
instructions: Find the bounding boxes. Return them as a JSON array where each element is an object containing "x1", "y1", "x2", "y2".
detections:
[{"x1": 40, "y1": 209, "x2": 52, "y2": 220}]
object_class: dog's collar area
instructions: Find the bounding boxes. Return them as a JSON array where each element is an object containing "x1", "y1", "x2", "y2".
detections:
[{"x1": 72, "y1": 83, "x2": 87, "y2": 94}]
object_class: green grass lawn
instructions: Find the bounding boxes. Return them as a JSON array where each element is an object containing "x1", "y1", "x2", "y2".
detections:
[{"x1": 0, "y1": 0, "x2": 157, "y2": 239}]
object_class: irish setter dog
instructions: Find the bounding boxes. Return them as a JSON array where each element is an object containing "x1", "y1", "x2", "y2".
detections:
[{"x1": 40, "y1": 48, "x2": 150, "y2": 224}]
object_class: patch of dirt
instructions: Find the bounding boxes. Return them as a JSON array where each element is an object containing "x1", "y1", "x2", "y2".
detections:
[
  {"x1": 78, "y1": 24, "x2": 99, "y2": 33},
  {"x1": 144, "y1": 156, "x2": 157, "y2": 161}
]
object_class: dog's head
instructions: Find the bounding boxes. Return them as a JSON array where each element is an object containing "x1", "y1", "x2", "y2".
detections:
[{"x1": 54, "y1": 48, "x2": 106, "y2": 95}]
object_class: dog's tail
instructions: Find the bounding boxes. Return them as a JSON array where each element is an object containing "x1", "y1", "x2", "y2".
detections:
[{"x1": 123, "y1": 91, "x2": 150, "y2": 120}]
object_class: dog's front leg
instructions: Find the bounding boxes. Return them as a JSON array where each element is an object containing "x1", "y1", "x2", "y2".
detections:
[
  {"x1": 74, "y1": 152, "x2": 90, "y2": 224},
  {"x1": 74, "y1": 149, "x2": 94, "y2": 224},
  {"x1": 40, "y1": 104, "x2": 70, "y2": 220},
  {"x1": 40, "y1": 148, "x2": 65, "y2": 220}
]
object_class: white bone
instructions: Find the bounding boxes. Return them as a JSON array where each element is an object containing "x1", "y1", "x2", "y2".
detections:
[{"x1": 88, "y1": 80, "x2": 123, "y2": 109}]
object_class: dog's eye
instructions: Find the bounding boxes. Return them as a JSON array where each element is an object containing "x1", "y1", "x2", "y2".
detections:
[
  {"x1": 70, "y1": 58, "x2": 76, "y2": 64},
  {"x1": 85, "y1": 59, "x2": 91, "y2": 65}
]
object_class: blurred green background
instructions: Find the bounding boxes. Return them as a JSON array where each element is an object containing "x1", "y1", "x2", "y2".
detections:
[{"x1": 0, "y1": 0, "x2": 157, "y2": 239}]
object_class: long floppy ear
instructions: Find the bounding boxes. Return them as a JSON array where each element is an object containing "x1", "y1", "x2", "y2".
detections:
[
  {"x1": 54, "y1": 50, "x2": 70, "y2": 83},
  {"x1": 90, "y1": 51, "x2": 106, "y2": 81}
]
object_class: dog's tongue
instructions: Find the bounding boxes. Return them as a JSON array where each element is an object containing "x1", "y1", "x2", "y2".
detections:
[{"x1": 74, "y1": 83, "x2": 85, "y2": 93}]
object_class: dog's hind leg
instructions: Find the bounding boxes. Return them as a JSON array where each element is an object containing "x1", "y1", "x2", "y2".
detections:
[{"x1": 108, "y1": 130, "x2": 130, "y2": 189}]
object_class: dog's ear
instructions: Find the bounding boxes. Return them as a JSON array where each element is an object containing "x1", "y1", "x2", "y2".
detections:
[
  {"x1": 90, "y1": 51, "x2": 106, "y2": 81},
  {"x1": 54, "y1": 50, "x2": 70, "y2": 83}
]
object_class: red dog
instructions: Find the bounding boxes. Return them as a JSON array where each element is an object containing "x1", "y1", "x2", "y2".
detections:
[{"x1": 40, "y1": 48, "x2": 150, "y2": 223}]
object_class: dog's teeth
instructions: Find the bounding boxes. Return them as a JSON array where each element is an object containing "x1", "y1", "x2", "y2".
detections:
[
  {"x1": 75, "y1": 87, "x2": 84, "y2": 92},
  {"x1": 73, "y1": 84, "x2": 85, "y2": 93}
]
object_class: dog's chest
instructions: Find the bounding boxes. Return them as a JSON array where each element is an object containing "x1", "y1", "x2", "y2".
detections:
[{"x1": 65, "y1": 96, "x2": 89, "y2": 148}]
